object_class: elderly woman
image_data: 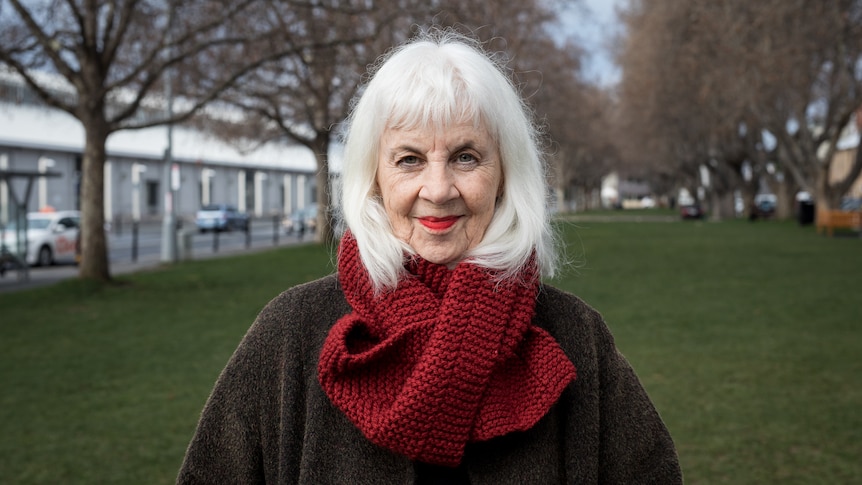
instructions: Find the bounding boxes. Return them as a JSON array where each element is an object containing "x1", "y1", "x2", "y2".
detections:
[{"x1": 178, "y1": 30, "x2": 682, "y2": 484}]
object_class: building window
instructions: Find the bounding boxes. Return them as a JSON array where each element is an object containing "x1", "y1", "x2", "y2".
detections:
[{"x1": 146, "y1": 180, "x2": 159, "y2": 215}]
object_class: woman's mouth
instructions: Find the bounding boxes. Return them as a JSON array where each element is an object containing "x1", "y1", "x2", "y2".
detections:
[{"x1": 418, "y1": 216, "x2": 459, "y2": 231}]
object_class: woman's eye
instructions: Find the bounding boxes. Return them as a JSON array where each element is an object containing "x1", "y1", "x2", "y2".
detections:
[
  {"x1": 456, "y1": 153, "x2": 478, "y2": 164},
  {"x1": 397, "y1": 156, "x2": 421, "y2": 167}
]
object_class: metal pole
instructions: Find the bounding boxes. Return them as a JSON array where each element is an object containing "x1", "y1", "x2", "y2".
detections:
[
  {"x1": 160, "y1": 67, "x2": 178, "y2": 262},
  {"x1": 131, "y1": 163, "x2": 145, "y2": 263},
  {"x1": 132, "y1": 221, "x2": 139, "y2": 262}
]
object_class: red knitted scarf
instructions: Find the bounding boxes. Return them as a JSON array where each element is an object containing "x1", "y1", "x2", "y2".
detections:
[{"x1": 318, "y1": 233, "x2": 577, "y2": 467}]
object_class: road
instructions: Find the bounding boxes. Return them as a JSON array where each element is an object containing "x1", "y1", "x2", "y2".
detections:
[{"x1": 0, "y1": 218, "x2": 313, "y2": 293}]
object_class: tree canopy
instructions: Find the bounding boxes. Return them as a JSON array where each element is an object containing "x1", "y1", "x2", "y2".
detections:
[
  {"x1": 616, "y1": 0, "x2": 862, "y2": 216},
  {"x1": 1, "y1": 0, "x2": 595, "y2": 281}
]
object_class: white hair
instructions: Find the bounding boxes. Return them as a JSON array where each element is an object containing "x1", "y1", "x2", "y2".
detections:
[{"x1": 340, "y1": 29, "x2": 560, "y2": 292}]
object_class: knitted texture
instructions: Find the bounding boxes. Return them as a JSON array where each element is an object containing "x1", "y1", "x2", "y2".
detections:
[{"x1": 318, "y1": 233, "x2": 577, "y2": 467}]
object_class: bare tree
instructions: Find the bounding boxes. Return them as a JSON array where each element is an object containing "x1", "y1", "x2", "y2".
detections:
[
  {"x1": 206, "y1": 1, "x2": 422, "y2": 246},
  {"x1": 0, "y1": 0, "x2": 317, "y2": 282},
  {"x1": 616, "y1": 0, "x2": 862, "y2": 219},
  {"x1": 616, "y1": 0, "x2": 752, "y2": 218},
  {"x1": 745, "y1": 0, "x2": 862, "y2": 210},
  {"x1": 543, "y1": 68, "x2": 618, "y2": 212},
  {"x1": 205, "y1": 0, "x2": 593, "y2": 243}
]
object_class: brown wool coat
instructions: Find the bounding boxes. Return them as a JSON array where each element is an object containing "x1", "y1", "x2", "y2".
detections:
[{"x1": 177, "y1": 274, "x2": 683, "y2": 484}]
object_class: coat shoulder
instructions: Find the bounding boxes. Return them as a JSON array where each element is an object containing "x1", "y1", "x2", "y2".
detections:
[
  {"x1": 266, "y1": 273, "x2": 346, "y2": 312},
  {"x1": 535, "y1": 284, "x2": 607, "y2": 336},
  {"x1": 249, "y1": 274, "x2": 350, "y2": 349}
]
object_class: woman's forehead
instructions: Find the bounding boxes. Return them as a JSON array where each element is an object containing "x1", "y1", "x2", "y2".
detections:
[
  {"x1": 385, "y1": 103, "x2": 481, "y2": 130},
  {"x1": 385, "y1": 114, "x2": 485, "y2": 133}
]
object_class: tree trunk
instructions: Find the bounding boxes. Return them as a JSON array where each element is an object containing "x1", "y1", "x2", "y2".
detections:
[
  {"x1": 311, "y1": 133, "x2": 336, "y2": 247},
  {"x1": 814, "y1": 165, "x2": 836, "y2": 213},
  {"x1": 740, "y1": 183, "x2": 758, "y2": 221},
  {"x1": 554, "y1": 186, "x2": 566, "y2": 213},
  {"x1": 774, "y1": 175, "x2": 797, "y2": 221},
  {"x1": 708, "y1": 190, "x2": 722, "y2": 221},
  {"x1": 78, "y1": 122, "x2": 112, "y2": 282}
]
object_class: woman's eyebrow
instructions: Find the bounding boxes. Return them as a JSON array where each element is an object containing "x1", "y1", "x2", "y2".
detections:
[
  {"x1": 453, "y1": 141, "x2": 479, "y2": 151},
  {"x1": 388, "y1": 144, "x2": 422, "y2": 155}
]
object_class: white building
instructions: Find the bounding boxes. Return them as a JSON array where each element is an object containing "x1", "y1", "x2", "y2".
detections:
[{"x1": 0, "y1": 70, "x2": 331, "y2": 225}]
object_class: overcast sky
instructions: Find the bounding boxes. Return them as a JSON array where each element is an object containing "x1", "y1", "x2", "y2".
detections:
[{"x1": 559, "y1": 0, "x2": 626, "y2": 86}]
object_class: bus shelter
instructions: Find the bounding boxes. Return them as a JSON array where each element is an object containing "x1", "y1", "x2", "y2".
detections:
[{"x1": 0, "y1": 169, "x2": 62, "y2": 281}]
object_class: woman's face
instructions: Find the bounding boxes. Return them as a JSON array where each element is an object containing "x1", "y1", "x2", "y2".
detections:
[{"x1": 376, "y1": 120, "x2": 503, "y2": 267}]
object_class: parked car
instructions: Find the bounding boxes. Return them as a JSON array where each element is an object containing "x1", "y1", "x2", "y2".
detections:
[
  {"x1": 680, "y1": 204, "x2": 705, "y2": 220},
  {"x1": 753, "y1": 193, "x2": 777, "y2": 219},
  {"x1": 282, "y1": 204, "x2": 318, "y2": 235},
  {"x1": 0, "y1": 210, "x2": 80, "y2": 266},
  {"x1": 195, "y1": 204, "x2": 249, "y2": 232}
]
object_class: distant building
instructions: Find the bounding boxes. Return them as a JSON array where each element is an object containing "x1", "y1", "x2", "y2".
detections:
[
  {"x1": 0, "y1": 68, "x2": 333, "y2": 224},
  {"x1": 600, "y1": 172, "x2": 653, "y2": 209}
]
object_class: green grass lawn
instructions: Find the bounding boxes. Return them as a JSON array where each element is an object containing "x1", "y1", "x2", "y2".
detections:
[{"x1": 1, "y1": 221, "x2": 860, "y2": 484}]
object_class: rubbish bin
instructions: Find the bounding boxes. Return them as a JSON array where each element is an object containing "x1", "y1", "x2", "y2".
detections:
[
  {"x1": 798, "y1": 201, "x2": 815, "y2": 225},
  {"x1": 178, "y1": 229, "x2": 194, "y2": 261}
]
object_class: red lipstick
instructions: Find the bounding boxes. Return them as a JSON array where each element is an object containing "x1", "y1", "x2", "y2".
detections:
[{"x1": 418, "y1": 216, "x2": 459, "y2": 231}]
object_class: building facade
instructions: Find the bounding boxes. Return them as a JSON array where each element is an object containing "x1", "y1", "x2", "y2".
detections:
[{"x1": 0, "y1": 70, "x2": 329, "y2": 226}]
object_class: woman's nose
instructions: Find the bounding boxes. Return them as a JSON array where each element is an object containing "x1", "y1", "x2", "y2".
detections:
[{"x1": 418, "y1": 162, "x2": 458, "y2": 204}]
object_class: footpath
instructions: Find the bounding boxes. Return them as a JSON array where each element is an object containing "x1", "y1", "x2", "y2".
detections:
[{"x1": 0, "y1": 238, "x2": 304, "y2": 294}]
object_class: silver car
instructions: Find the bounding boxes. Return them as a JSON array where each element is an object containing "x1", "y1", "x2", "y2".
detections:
[{"x1": 195, "y1": 204, "x2": 250, "y2": 232}]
